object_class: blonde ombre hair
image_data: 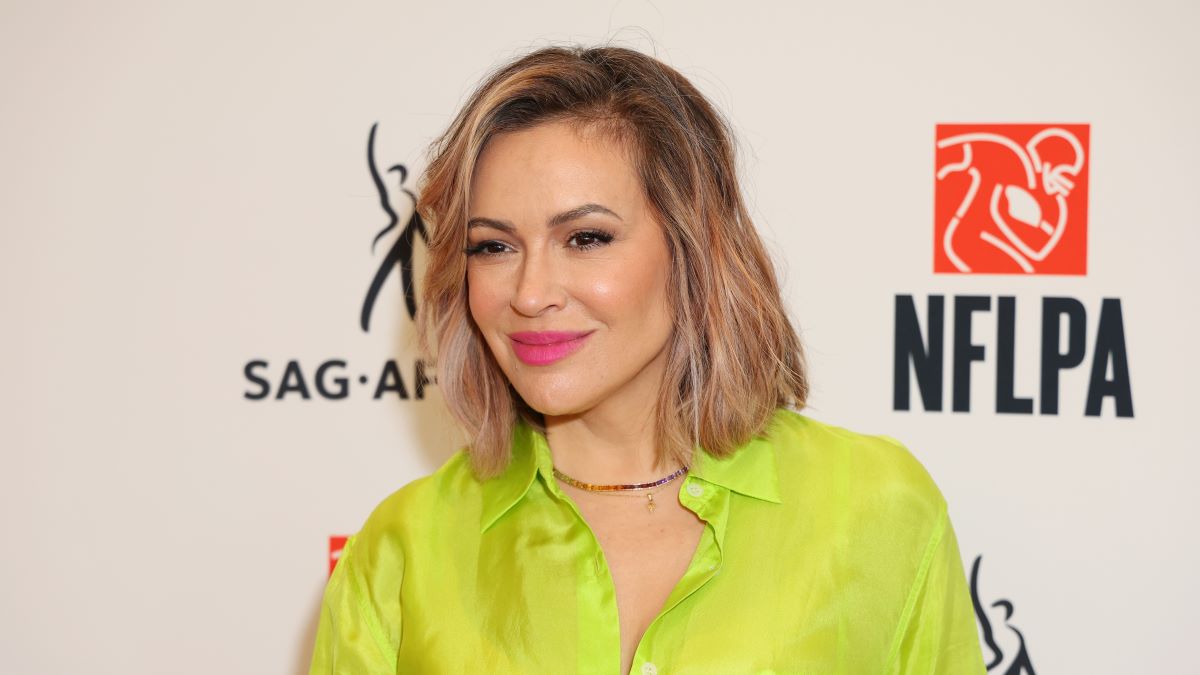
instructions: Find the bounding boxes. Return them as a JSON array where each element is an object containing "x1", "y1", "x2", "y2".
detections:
[{"x1": 416, "y1": 45, "x2": 808, "y2": 480}]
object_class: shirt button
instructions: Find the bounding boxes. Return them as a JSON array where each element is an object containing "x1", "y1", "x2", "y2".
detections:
[
  {"x1": 686, "y1": 483, "x2": 704, "y2": 497},
  {"x1": 641, "y1": 662, "x2": 658, "y2": 675}
]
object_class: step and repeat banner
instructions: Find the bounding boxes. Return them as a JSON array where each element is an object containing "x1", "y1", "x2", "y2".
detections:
[{"x1": 2, "y1": 1, "x2": 1196, "y2": 673}]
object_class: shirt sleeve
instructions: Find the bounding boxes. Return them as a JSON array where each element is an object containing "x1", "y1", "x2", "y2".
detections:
[
  {"x1": 308, "y1": 535, "x2": 399, "y2": 675},
  {"x1": 886, "y1": 506, "x2": 988, "y2": 675}
]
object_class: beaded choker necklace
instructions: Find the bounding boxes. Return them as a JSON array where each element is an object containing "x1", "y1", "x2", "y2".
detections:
[{"x1": 552, "y1": 464, "x2": 689, "y2": 514}]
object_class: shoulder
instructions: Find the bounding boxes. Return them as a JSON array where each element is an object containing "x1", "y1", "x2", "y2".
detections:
[
  {"x1": 316, "y1": 451, "x2": 480, "y2": 662},
  {"x1": 765, "y1": 408, "x2": 948, "y2": 523},
  {"x1": 347, "y1": 446, "x2": 480, "y2": 565}
]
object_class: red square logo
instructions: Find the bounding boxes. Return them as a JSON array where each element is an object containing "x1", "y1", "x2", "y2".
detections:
[
  {"x1": 329, "y1": 535, "x2": 348, "y2": 577},
  {"x1": 934, "y1": 124, "x2": 1089, "y2": 275}
]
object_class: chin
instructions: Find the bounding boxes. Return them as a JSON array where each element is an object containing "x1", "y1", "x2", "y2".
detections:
[
  {"x1": 509, "y1": 379, "x2": 595, "y2": 418},
  {"x1": 520, "y1": 400, "x2": 575, "y2": 417},
  {"x1": 515, "y1": 391, "x2": 587, "y2": 418}
]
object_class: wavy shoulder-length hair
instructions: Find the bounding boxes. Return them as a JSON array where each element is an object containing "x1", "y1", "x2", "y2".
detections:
[{"x1": 416, "y1": 44, "x2": 808, "y2": 481}]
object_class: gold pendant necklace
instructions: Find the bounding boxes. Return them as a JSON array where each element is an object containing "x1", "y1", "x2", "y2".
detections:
[{"x1": 552, "y1": 464, "x2": 689, "y2": 514}]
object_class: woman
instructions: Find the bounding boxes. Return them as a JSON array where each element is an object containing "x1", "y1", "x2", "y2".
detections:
[{"x1": 309, "y1": 45, "x2": 986, "y2": 674}]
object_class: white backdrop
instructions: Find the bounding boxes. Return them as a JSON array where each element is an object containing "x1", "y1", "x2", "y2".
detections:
[{"x1": 2, "y1": 1, "x2": 1197, "y2": 673}]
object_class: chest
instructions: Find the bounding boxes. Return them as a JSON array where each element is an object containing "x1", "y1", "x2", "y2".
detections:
[
  {"x1": 392, "y1": 483, "x2": 901, "y2": 674},
  {"x1": 570, "y1": 490, "x2": 708, "y2": 675}
]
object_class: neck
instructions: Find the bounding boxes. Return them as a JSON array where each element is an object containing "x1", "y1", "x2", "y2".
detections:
[
  {"x1": 543, "y1": 336, "x2": 678, "y2": 485},
  {"x1": 545, "y1": 405, "x2": 672, "y2": 484}
]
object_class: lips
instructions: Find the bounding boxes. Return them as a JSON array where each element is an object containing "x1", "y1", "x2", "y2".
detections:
[{"x1": 508, "y1": 330, "x2": 594, "y2": 366}]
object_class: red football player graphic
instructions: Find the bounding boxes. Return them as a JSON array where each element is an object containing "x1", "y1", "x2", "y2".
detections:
[
  {"x1": 329, "y1": 536, "x2": 348, "y2": 577},
  {"x1": 935, "y1": 124, "x2": 1089, "y2": 275}
]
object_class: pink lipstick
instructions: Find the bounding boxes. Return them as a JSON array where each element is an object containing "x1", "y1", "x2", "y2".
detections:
[{"x1": 508, "y1": 330, "x2": 594, "y2": 366}]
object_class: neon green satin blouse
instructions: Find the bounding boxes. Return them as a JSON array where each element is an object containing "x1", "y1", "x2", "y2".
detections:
[{"x1": 308, "y1": 408, "x2": 986, "y2": 674}]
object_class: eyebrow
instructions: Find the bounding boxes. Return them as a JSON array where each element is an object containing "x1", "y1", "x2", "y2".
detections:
[{"x1": 467, "y1": 203, "x2": 622, "y2": 233}]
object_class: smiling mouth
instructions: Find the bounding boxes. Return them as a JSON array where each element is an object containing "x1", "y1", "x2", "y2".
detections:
[{"x1": 508, "y1": 331, "x2": 594, "y2": 366}]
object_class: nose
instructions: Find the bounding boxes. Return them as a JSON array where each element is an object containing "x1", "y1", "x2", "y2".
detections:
[{"x1": 511, "y1": 246, "x2": 566, "y2": 317}]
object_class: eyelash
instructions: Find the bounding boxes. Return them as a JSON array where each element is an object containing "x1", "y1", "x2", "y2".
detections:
[{"x1": 462, "y1": 229, "x2": 615, "y2": 257}]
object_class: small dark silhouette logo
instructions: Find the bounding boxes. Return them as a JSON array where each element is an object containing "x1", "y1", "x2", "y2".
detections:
[
  {"x1": 361, "y1": 122, "x2": 429, "y2": 333},
  {"x1": 971, "y1": 555, "x2": 1036, "y2": 674}
]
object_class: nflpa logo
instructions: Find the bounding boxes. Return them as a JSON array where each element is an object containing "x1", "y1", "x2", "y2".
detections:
[{"x1": 934, "y1": 124, "x2": 1089, "y2": 275}]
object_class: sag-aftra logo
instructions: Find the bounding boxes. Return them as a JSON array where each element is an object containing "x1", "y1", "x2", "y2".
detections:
[{"x1": 242, "y1": 123, "x2": 434, "y2": 402}]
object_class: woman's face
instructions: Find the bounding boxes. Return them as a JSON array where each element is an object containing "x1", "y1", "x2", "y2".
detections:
[{"x1": 465, "y1": 120, "x2": 674, "y2": 418}]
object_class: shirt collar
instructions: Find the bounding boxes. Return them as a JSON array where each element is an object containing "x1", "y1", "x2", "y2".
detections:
[
  {"x1": 688, "y1": 428, "x2": 782, "y2": 505},
  {"x1": 480, "y1": 413, "x2": 783, "y2": 533},
  {"x1": 479, "y1": 421, "x2": 547, "y2": 533}
]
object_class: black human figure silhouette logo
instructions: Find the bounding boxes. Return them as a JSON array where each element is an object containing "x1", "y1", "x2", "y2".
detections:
[
  {"x1": 361, "y1": 122, "x2": 429, "y2": 333},
  {"x1": 970, "y1": 555, "x2": 1037, "y2": 674}
]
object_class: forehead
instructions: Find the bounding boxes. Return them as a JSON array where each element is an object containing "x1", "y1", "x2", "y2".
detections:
[{"x1": 468, "y1": 120, "x2": 642, "y2": 216}]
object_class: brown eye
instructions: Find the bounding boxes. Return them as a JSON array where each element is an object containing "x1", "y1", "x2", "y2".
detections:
[
  {"x1": 568, "y1": 229, "x2": 615, "y2": 250},
  {"x1": 463, "y1": 241, "x2": 511, "y2": 257}
]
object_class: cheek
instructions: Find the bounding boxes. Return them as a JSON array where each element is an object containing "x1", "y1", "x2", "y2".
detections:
[
  {"x1": 636, "y1": 251, "x2": 675, "y2": 331},
  {"x1": 466, "y1": 269, "x2": 503, "y2": 329},
  {"x1": 583, "y1": 253, "x2": 673, "y2": 327},
  {"x1": 466, "y1": 270, "x2": 515, "y2": 368}
]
